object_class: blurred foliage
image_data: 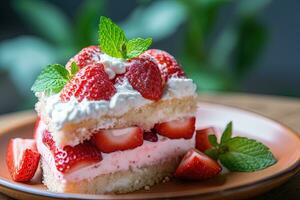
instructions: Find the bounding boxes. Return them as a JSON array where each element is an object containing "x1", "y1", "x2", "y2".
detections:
[{"x1": 0, "y1": 0, "x2": 270, "y2": 109}]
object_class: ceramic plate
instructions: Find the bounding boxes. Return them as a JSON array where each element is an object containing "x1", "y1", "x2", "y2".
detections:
[{"x1": 0, "y1": 102, "x2": 300, "y2": 200}]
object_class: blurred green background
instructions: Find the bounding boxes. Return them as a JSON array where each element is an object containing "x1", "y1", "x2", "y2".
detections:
[{"x1": 0, "y1": 0, "x2": 299, "y2": 114}]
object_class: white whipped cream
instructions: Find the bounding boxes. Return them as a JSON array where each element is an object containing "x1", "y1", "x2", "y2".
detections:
[
  {"x1": 99, "y1": 54, "x2": 126, "y2": 79},
  {"x1": 37, "y1": 77, "x2": 196, "y2": 131}
]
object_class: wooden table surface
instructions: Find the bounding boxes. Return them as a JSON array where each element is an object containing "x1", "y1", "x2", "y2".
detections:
[{"x1": 0, "y1": 93, "x2": 299, "y2": 200}]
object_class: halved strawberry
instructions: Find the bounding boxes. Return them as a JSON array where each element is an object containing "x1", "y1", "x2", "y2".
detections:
[
  {"x1": 6, "y1": 138, "x2": 40, "y2": 182},
  {"x1": 174, "y1": 149, "x2": 222, "y2": 180},
  {"x1": 65, "y1": 45, "x2": 102, "y2": 70},
  {"x1": 195, "y1": 127, "x2": 217, "y2": 152},
  {"x1": 126, "y1": 56, "x2": 163, "y2": 101},
  {"x1": 41, "y1": 131, "x2": 102, "y2": 173},
  {"x1": 33, "y1": 117, "x2": 40, "y2": 140},
  {"x1": 92, "y1": 127, "x2": 143, "y2": 153},
  {"x1": 144, "y1": 49, "x2": 185, "y2": 83},
  {"x1": 154, "y1": 117, "x2": 196, "y2": 139},
  {"x1": 60, "y1": 63, "x2": 116, "y2": 102}
]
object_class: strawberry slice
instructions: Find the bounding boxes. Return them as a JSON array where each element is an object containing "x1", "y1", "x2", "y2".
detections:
[
  {"x1": 92, "y1": 127, "x2": 143, "y2": 153},
  {"x1": 195, "y1": 127, "x2": 217, "y2": 152},
  {"x1": 126, "y1": 56, "x2": 163, "y2": 101},
  {"x1": 60, "y1": 63, "x2": 116, "y2": 102},
  {"x1": 6, "y1": 138, "x2": 40, "y2": 182},
  {"x1": 154, "y1": 117, "x2": 196, "y2": 139},
  {"x1": 41, "y1": 131, "x2": 102, "y2": 173},
  {"x1": 144, "y1": 49, "x2": 185, "y2": 82},
  {"x1": 65, "y1": 45, "x2": 102, "y2": 70},
  {"x1": 174, "y1": 149, "x2": 222, "y2": 180}
]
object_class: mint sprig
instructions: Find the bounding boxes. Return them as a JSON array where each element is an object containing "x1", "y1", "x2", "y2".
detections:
[
  {"x1": 31, "y1": 62, "x2": 79, "y2": 94},
  {"x1": 99, "y1": 16, "x2": 152, "y2": 59},
  {"x1": 204, "y1": 122, "x2": 277, "y2": 172}
]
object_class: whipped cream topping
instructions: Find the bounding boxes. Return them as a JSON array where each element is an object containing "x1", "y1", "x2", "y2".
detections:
[
  {"x1": 99, "y1": 53, "x2": 126, "y2": 79},
  {"x1": 37, "y1": 77, "x2": 196, "y2": 131},
  {"x1": 36, "y1": 121, "x2": 195, "y2": 182}
]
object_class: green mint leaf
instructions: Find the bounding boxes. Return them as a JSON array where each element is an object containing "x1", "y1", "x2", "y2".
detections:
[
  {"x1": 205, "y1": 148, "x2": 219, "y2": 160},
  {"x1": 221, "y1": 121, "x2": 233, "y2": 144},
  {"x1": 70, "y1": 62, "x2": 79, "y2": 76},
  {"x1": 208, "y1": 134, "x2": 218, "y2": 147},
  {"x1": 31, "y1": 64, "x2": 69, "y2": 94},
  {"x1": 99, "y1": 16, "x2": 127, "y2": 58},
  {"x1": 219, "y1": 137, "x2": 277, "y2": 172},
  {"x1": 126, "y1": 38, "x2": 152, "y2": 59}
]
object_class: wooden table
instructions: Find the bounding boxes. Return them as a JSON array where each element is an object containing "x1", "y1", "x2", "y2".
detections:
[{"x1": 0, "y1": 93, "x2": 299, "y2": 200}]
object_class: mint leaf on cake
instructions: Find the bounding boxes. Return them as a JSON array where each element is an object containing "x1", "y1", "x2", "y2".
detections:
[{"x1": 98, "y1": 16, "x2": 152, "y2": 59}]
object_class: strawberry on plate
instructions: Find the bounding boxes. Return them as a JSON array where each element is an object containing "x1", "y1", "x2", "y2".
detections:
[
  {"x1": 154, "y1": 117, "x2": 196, "y2": 139},
  {"x1": 6, "y1": 138, "x2": 40, "y2": 182},
  {"x1": 92, "y1": 127, "x2": 143, "y2": 153},
  {"x1": 41, "y1": 131, "x2": 102, "y2": 173},
  {"x1": 126, "y1": 56, "x2": 163, "y2": 101},
  {"x1": 60, "y1": 63, "x2": 116, "y2": 102},
  {"x1": 65, "y1": 45, "x2": 101, "y2": 70},
  {"x1": 143, "y1": 49, "x2": 185, "y2": 83},
  {"x1": 174, "y1": 148, "x2": 222, "y2": 180},
  {"x1": 195, "y1": 127, "x2": 217, "y2": 152}
]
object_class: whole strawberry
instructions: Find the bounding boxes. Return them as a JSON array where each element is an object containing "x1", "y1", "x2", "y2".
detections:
[
  {"x1": 126, "y1": 55, "x2": 163, "y2": 101},
  {"x1": 144, "y1": 49, "x2": 185, "y2": 82},
  {"x1": 60, "y1": 63, "x2": 116, "y2": 102},
  {"x1": 65, "y1": 45, "x2": 101, "y2": 70}
]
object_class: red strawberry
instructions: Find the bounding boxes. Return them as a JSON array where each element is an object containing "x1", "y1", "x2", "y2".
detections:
[
  {"x1": 174, "y1": 149, "x2": 222, "y2": 180},
  {"x1": 195, "y1": 127, "x2": 216, "y2": 152},
  {"x1": 154, "y1": 117, "x2": 196, "y2": 139},
  {"x1": 143, "y1": 130, "x2": 158, "y2": 142},
  {"x1": 126, "y1": 56, "x2": 163, "y2": 101},
  {"x1": 144, "y1": 49, "x2": 185, "y2": 82},
  {"x1": 60, "y1": 63, "x2": 116, "y2": 102},
  {"x1": 6, "y1": 138, "x2": 40, "y2": 182},
  {"x1": 41, "y1": 132, "x2": 102, "y2": 173},
  {"x1": 33, "y1": 117, "x2": 40, "y2": 140},
  {"x1": 92, "y1": 127, "x2": 143, "y2": 153},
  {"x1": 65, "y1": 45, "x2": 101, "y2": 70}
]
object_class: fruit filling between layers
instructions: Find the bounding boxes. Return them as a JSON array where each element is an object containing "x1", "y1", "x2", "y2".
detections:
[{"x1": 36, "y1": 119, "x2": 196, "y2": 182}]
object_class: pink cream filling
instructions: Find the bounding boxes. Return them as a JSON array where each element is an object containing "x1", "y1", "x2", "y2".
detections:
[{"x1": 36, "y1": 121, "x2": 195, "y2": 182}]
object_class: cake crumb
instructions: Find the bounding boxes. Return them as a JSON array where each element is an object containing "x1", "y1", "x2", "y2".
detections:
[
  {"x1": 162, "y1": 176, "x2": 170, "y2": 183},
  {"x1": 144, "y1": 185, "x2": 150, "y2": 191}
]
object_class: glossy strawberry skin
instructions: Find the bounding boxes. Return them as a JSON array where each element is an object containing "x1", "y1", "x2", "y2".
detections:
[
  {"x1": 6, "y1": 139, "x2": 40, "y2": 182},
  {"x1": 66, "y1": 45, "x2": 101, "y2": 70},
  {"x1": 92, "y1": 127, "x2": 144, "y2": 153},
  {"x1": 174, "y1": 149, "x2": 222, "y2": 180},
  {"x1": 144, "y1": 49, "x2": 185, "y2": 82},
  {"x1": 42, "y1": 131, "x2": 102, "y2": 173},
  {"x1": 126, "y1": 56, "x2": 163, "y2": 101},
  {"x1": 195, "y1": 127, "x2": 217, "y2": 152},
  {"x1": 154, "y1": 117, "x2": 196, "y2": 139},
  {"x1": 60, "y1": 63, "x2": 116, "y2": 102}
]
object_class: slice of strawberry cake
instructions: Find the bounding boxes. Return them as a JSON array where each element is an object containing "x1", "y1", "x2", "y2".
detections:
[{"x1": 30, "y1": 16, "x2": 198, "y2": 194}]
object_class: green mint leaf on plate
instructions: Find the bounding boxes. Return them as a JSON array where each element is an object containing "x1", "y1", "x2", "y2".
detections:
[
  {"x1": 205, "y1": 148, "x2": 219, "y2": 160},
  {"x1": 126, "y1": 38, "x2": 152, "y2": 59},
  {"x1": 70, "y1": 62, "x2": 79, "y2": 76},
  {"x1": 31, "y1": 64, "x2": 69, "y2": 94},
  {"x1": 208, "y1": 134, "x2": 218, "y2": 147},
  {"x1": 99, "y1": 16, "x2": 127, "y2": 58},
  {"x1": 221, "y1": 121, "x2": 233, "y2": 144},
  {"x1": 98, "y1": 16, "x2": 152, "y2": 59},
  {"x1": 219, "y1": 137, "x2": 277, "y2": 172}
]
